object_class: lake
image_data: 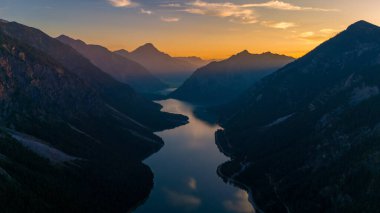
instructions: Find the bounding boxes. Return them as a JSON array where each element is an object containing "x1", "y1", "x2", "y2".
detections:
[{"x1": 134, "y1": 99, "x2": 254, "y2": 213}]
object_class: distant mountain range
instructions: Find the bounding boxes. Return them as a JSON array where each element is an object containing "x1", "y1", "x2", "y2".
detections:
[
  {"x1": 171, "y1": 50, "x2": 294, "y2": 104},
  {"x1": 175, "y1": 56, "x2": 214, "y2": 68},
  {"x1": 57, "y1": 35, "x2": 167, "y2": 93},
  {"x1": 115, "y1": 43, "x2": 211, "y2": 86},
  {"x1": 0, "y1": 19, "x2": 187, "y2": 212},
  {"x1": 217, "y1": 20, "x2": 380, "y2": 212}
]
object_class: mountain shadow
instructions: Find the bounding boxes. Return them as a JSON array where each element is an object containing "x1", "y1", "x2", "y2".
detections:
[
  {"x1": 171, "y1": 51, "x2": 294, "y2": 105},
  {"x1": 217, "y1": 20, "x2": 380, "y2": 213}
]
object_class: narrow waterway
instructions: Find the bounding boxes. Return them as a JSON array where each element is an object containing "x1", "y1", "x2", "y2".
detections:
[{"x1": 135, "y1": 99, "x2": 254, "y2": 213}]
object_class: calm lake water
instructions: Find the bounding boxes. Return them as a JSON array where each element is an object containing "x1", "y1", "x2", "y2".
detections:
[{"x1": 135, "y1": 99, "x2": 254, "y2": 213}]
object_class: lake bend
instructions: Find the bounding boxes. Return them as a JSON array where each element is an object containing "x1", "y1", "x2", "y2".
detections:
[{"x1": 134, "y1": 99, "x2": 254, "y2": 213}]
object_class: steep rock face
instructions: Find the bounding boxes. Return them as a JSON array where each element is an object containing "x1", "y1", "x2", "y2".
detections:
[
  {"x1": 57, "y1": 35, "x2": 167, "y2": 93},
  {"x1": 218, "y1": 21, "x2": 380, "y2": 212},
  {"x1": 0, "y1": 21, "x2": 187, "y2": 131},
  {"x1": 115, "y1": 43, "x2": 202, "y2": 85},
  {"x1": 0, "y1": 28, "x2": 160, "y2": 213},
  {"x1": 171, "y1": 51, "x2": 294, "y2": 104}
]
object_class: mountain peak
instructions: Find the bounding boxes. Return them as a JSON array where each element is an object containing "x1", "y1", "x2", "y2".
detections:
[
  {"x1": 262, "y1": 51, "x2": 275, "y2": 55},
  {"x1": 261, "y1": 51, "x2": 294, "y2": 59},
  {"x1": 142, "y1": 43, "x2": 155, "y2": 48},
  {"x1": 141, "y1": 43, "x2": 158, "y2": 50},
  {"x1": 236, "y1": 50, "x2": 252, "y2": 56},
  {"x1": 133, "y1": 43, "x2": 161, "y2": 54},
  {"x1": 346, "y1": 20, "x2": 379, "y2": 32},
  {"x1": 57, "y1": 34, "x2": 86, "y2": 46},
  {"x1": 115, "y1": 49, "x2": 129, "y2": 55},
  {"x1": 57, "y1": 34, "x2": 71, "y2": 40}
]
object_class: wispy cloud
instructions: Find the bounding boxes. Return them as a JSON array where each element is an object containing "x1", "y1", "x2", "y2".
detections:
[
  {"x1": 161, "y1": 16, "x2": 180, "y2": 22},
  {"x1": 183, "y1": 0, "x2": 258, "y2": 24},
  {"x1": 140, "y1": 8, "x2": 153, "y2": 15},
  {"x1": 262, "y1": 21, "x2": 297, "y2": 29},
  {"x1": 241, "y1": 0, "x2": 339, "y2": 12},
  {"x1": 161, "y1": 3, "x2": 182, "y2": 8},
  {"x1": 107, "y1": 0, "x2": 137, "y2": 8},
  {"x1": 296, "y1": 29, "x2": 340, "y2": 42},
  {"x1": 175, "y1": 0, "x2": 338, "y2": 24}
]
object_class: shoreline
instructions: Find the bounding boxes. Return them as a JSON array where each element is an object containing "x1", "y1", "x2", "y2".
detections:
[
  {"x1": 217, "y1": 164, "x2": 263, "y2": 213},
  {"x1": 215, "y1": 129, "x2": 264, "y2": 213}
]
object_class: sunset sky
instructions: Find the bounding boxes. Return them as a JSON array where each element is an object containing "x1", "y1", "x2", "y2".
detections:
[{"x1": 1, "y1": 0, "x2": 380, "y2": 59}]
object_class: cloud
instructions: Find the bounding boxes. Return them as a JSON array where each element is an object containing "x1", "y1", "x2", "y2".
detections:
[
  {"x1": 161, "y1": 17, "x2": 180, "y2": 22},
  {"x1": 107, "y1": 0, "x2": 137, "y2": 7},
  {"x1": 140, "y1": 8, "x2": 153, "y2": 15},
  {"x1": 179, "y1": 0, "x2": 337, "y2": 24},
  {"x1": 241, "y1": 0, "x2": 339, "y2": 12},
  {"x1": 183, "y1": 0, "x2": 258, "y2": 24},
  {"x1": 297, "y1": 29, "x2": 339, "y2": 42},
  {"x1": 262, "y1": 21, "x2": 296, "y2": 29},
  {"x1": 161, "y1": 3, "x2": 182, "y2": 8}
]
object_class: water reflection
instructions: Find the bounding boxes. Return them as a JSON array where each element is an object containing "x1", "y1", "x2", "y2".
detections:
[
  {"x1": 134, "y1": 99, "x2": 254, "y2": 213},
  {"x1": 187, "y1": 177, "x2": 197, "y2": 190},
  {"x1": 224, "y1": 191, "x2": 256, "y2": 213},
  {"x1": 164, "y1": 188, "x2": 202, "y2": 210}
]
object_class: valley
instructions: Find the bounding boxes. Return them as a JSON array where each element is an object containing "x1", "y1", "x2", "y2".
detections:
[
  {"x1": 1, "y1": 1, "x2": 380, "y2": 211},
  {"x1": 135, "y1": 99, "x2": 254, "y2": 213}
]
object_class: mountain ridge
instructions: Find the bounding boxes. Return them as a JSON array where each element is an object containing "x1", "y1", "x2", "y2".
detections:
[
  {"x1": 115, "y1": 43, "x2": 208, "y2": 85},
  {"x1": 132, "y1": 43, "x2": 162, "y2": 55},
  {"x1": 217, "y1": 20, "x2": 380, "y2": 212},
  {"x1": 0, "y1": 27, "x2": 162, "y2": 212},
  {"x1": 171, "y1": 50, "x2": 294, "y2": 104},
  {"x1": 57, "y1": 35, "x2": 168, "y2": 93},
  {"x1": 0, "y1": 20, "x2": 187, "y2": 131}
]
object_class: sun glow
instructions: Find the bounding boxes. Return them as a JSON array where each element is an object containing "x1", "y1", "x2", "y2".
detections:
[{"x1": 2, "y1": 0, "x2": 380, "y2": 59}]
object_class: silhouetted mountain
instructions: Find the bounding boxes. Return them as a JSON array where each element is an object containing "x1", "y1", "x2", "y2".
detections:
[
  {"x1": 0, "y1": 20, "x2": 187, "y2": 212},
  {"x1": 217, "y1": 20, "x2": 380, "y2": 212},
  {"x1": 115, "y1": 43, "x2": 203, "y2": 85},
  {"x1": 0, "y1": 27, "x2": 158, "y2": 213},
  {"x1": 115, "y1": 49, "x2": 129, "y2": 56},
  {"x1": 0, "y1": 20, "x2": 187, "y2": 131},
  {"x1": 171, "y1": 51, "x2": 294, "y2": 104},
  {"x1": 57, "y1": 35, "x2": 167, "y2": 93},
  {"x1": 175, "y1": 56, "x2": 213, "y2": 68}
]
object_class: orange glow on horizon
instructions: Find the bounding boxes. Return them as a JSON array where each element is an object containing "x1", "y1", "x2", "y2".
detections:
[
  {"x1": 5, "y1": 0, "x2": 380, "y2": 61},
  {"x1": 103, "y1": 39, "x2": 324, "y2": 60}
]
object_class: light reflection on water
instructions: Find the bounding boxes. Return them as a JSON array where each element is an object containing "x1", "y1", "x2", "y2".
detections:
[{"x1": 134, "y1": 99, "x2": 254, "y2": 213}]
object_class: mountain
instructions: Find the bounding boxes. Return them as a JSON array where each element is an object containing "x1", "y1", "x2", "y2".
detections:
[
  {"x1": 57, "y1": 35, "x2": 167, "y2": 93},
  {"x1": 0, "y1": 20, "x2": 187, "y2": 212},
  {"x1": 171, "y1": 51, "x2": 294, "y2": 104},
  {"x1": 0, "y1": 20, "x2": 187, "y2": 131},
  {"x1": 216, "y1": 21, "x2": 380, "y2": 212},
  {"x1": 115, "y1": 43, "x2": 204, "y2": 86},
  {"x1": 0, "y1": 27, "x2": 157, "y2": 213},
  {"x1": 175, "y1": 56, "x2": 213, "y2": 68}
]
